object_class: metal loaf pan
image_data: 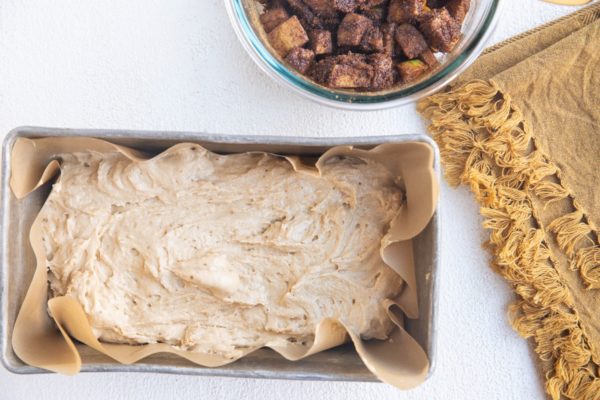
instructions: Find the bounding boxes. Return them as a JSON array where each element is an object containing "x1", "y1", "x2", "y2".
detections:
[{"x1": 1, "y1": 126, "x2": 440, "y2": 382}]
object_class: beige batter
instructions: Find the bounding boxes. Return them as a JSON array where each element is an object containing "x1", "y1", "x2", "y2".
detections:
[{"x1": 41, "y1": 145, "x2": 404, "y2": 358}]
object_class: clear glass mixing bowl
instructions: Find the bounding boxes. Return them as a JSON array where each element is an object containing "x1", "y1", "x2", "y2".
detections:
[{"x1": 225, "y1": 0, "x2": 500, "y2": 110}]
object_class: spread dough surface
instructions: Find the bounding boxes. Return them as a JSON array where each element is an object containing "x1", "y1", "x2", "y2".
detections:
[{"x1": 41, "y1": 146, "x2": 404, "y2": 358}]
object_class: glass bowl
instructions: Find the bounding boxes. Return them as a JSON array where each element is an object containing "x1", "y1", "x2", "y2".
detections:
[{"x1": 224, "y1": 0, "x2": 500, "y2": 110}]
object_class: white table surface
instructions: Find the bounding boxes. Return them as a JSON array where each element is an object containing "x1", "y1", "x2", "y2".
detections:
[{"x1": 0, "y1": 1, "x2": 585, "y2": 399}]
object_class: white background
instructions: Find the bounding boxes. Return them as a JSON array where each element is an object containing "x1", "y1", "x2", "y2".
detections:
[{"x1": 0, "y1": 1, "x2": 584, "y2": 399}]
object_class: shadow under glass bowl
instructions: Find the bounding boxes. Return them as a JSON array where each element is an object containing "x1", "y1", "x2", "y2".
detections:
[{"x1": 225, "y1": 0, "x2": 500, "y2": 111}]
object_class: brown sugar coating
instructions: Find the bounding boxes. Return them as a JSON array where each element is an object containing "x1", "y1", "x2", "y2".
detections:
[
  {"x1": 417, "y1": 7, "x2": 461, "y2": 52},
  {"x1": 313, "y1": 53, "x2": 373, "y2": 88},
  {"x1": 259, "y1": 0, "x2": 469, "y2": 90},
  {"x1": 338, "y1": 13, "x2": 373, "y2": 47},
  {"x1": 285, "y1": 47, "x2": 316, "y2": 72},
  {"x1": 260, "y1": 7, "x2": 290, "y2": 32},
  {"x1": 368, "y1": 53, "x2": 396, "y2": 89},
  {"x1": 445, "y1": 0, "x2": 470, "y2": 23},
  {"x1": 387, "y1": 0, "x2": 424, "y2": 24},
  {"x1": 394, "y1": 23, "x2": 428, "y2": 59},
  {"x1": 309, "y1": 29, "x2": 334, "y2": 54}
]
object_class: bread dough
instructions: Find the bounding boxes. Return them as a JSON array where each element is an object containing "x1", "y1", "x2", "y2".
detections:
[{"x1": 41, "y1": 145, "x2": 404, "y2": 358}]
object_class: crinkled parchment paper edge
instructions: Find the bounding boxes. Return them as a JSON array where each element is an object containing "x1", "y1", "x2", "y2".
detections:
[{"x1": 10, "y1": 137, "x2": 438, "y2": 389}]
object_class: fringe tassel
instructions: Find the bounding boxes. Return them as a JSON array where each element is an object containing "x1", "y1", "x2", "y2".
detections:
[
  {"x1": 532, "y1": 180, "x2": 570, "y2": 205},
  {"x1": 548, "y1": 211, "x2": 593, "y2": 257},
  {"x1": 418, "y1": 80, "x2": 600, "y2": 400},
  {"x1": 573, "y1": 247, "x2": 600, "y2": 289}
]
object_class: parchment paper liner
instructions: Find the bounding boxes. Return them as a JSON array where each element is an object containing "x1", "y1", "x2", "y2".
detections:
[{"x1": 10, "y1": 137, "x2": 438, "y2": 389}]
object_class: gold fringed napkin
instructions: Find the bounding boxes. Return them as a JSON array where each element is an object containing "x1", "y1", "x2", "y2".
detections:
[{"x1": 418, "y1": 4, "x2": 600, "y2": 400}]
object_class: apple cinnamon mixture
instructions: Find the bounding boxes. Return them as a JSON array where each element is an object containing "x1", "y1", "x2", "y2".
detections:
[{"x1": 258, "y1": 0, "x2": 470, "y2": 90}]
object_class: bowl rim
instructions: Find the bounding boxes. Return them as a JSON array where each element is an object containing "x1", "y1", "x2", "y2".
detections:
[{"x1": 224, "y1": 0, "x2": 501, "y2": 111}]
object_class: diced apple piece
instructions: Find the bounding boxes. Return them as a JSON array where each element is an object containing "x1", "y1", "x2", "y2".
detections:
[{"x1": 268, "y1": 16, "x2": 310, "y2": 56}]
